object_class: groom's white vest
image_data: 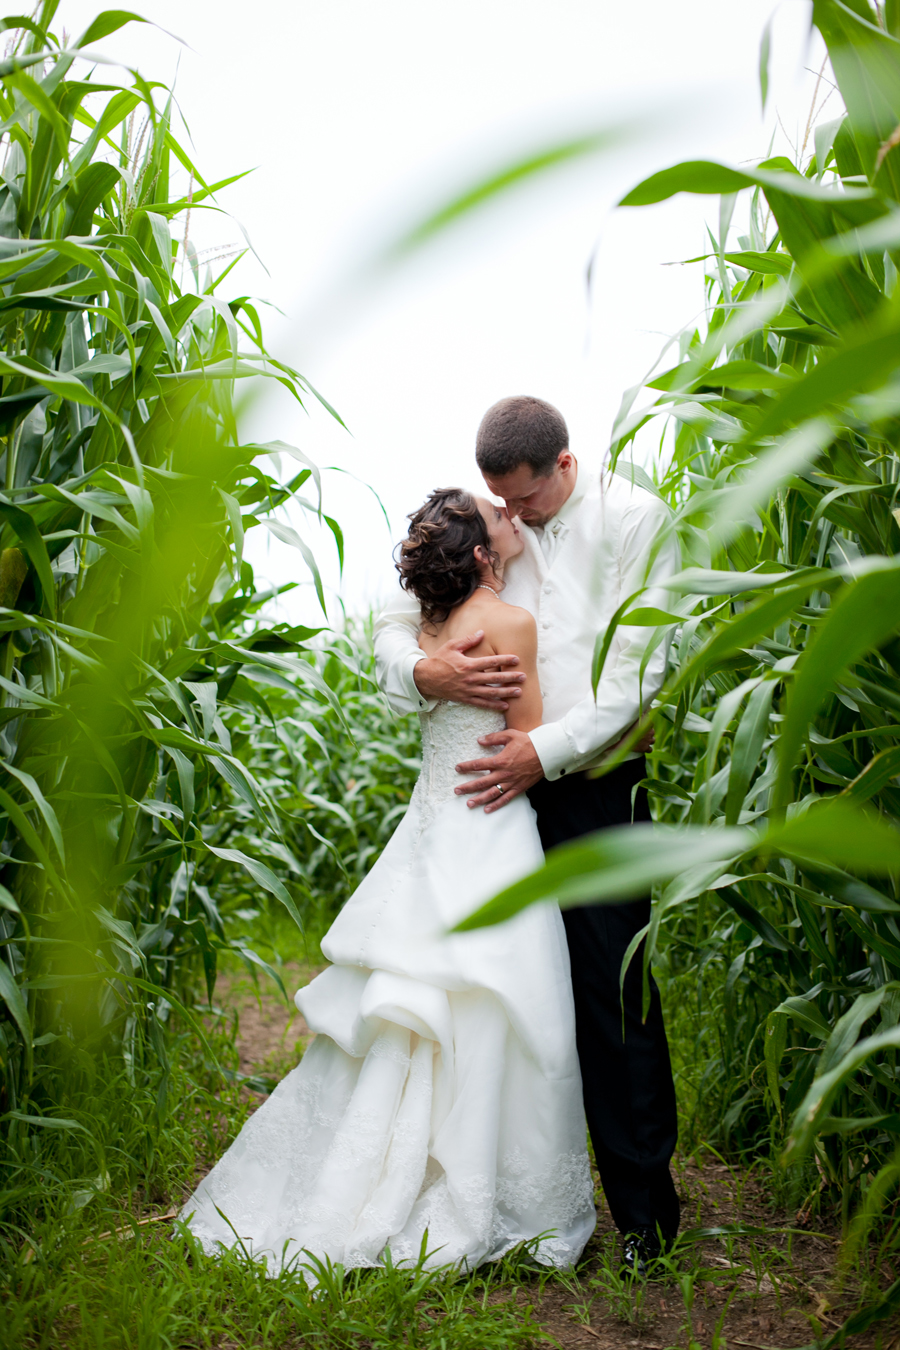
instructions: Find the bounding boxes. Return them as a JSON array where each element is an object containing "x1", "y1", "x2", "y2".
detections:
[{"x1": 374, "y1": 468, "x2": 681, "y2": 782}]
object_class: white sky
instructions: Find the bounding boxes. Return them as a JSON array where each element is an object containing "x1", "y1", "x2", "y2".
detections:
[{"x1": 59, "y1": 0, "x2": 833, "y2": 627}]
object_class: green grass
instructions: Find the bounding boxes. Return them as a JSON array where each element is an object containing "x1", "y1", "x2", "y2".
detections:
[
  {"x1": 0, "y1": 1004, "x2": 552, "y2": 1350},
  {"x1": 3, "y1": 1021, "x2": 894, "y2": 1349},
  {"x1": 6, "y1": 1223, "x2": 553, "y2": 1350}
]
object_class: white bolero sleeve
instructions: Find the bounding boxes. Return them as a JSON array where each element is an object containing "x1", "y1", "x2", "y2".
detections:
[{"x1": 372, "y1": 588, "x2": 436, "y2": 715}]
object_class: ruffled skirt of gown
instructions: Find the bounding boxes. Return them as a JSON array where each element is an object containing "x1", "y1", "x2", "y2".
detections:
[{"x1": 181, "y1": 703, "x2": 595, "y2": 1275}]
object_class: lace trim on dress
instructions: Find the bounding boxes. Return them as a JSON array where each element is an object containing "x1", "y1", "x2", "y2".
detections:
[{"x1": 415, "y1": 702, "x2": 504, "y2": 827}]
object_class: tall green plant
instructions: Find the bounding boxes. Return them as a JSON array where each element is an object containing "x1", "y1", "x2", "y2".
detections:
[{"x1": 0, "y1": 4, "x2": 342, "y2": 1185}]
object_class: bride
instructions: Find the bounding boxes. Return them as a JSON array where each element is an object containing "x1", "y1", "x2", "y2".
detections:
[{"x1": 181, "y1": 487, "x2": 596, "y2": 1275}]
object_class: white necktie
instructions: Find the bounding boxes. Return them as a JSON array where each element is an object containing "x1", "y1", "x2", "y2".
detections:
[{"x1": 539, "y1": 520, "x2": 561, "y2": 564}]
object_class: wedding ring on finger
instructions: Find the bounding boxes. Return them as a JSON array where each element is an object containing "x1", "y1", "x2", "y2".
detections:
[{"x1": 495, "y1": 783, "x2": 505, "y2": 795}]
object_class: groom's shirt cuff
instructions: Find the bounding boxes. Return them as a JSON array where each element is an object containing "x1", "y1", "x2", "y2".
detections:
[
  {"x1": 528, "y1": 722, "x2": 572, "y2": 781},
  {"x1": 403, "y1": 652, "x2": 436, "y2": 713}
]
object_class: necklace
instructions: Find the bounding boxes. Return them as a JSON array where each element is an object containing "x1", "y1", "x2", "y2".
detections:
[{"x1": 475, "y1": 583, "x2": 499, "y2": 596}]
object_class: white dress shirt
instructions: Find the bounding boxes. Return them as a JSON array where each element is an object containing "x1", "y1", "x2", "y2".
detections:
[{"x1": 373, "y1": 467, "x2": 681, "y2": 781}]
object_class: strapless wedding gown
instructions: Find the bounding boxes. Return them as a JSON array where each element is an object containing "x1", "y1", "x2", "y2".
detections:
[{"x1": 181, "y1": 702, "x2": 595, "y2": 1275}]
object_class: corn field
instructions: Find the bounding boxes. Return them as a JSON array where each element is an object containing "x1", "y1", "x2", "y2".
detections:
[
  {"x1": 3, "y1": 0, "x2": 900, "y2": 1344},
  {"x1": 0, "y1": 0, "x2": 350, "y2": 1193}
]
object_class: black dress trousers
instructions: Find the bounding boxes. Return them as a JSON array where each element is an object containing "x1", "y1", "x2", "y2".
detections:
[{"x1": 527, "y1": 757, "x2": 680, "y2": 1240}]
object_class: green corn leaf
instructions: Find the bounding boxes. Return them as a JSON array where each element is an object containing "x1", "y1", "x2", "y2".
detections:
[
  {"x1": 461, "y1": 798, "x2": 900, "y2": 933},
  {"x1": 217, "y1": 487, "x2": 244, "y2": 574},
  {"x1": 64, "y1": 160, "x2": 122, "y2": 235},
  {"x1": 183, "y1": 680, "x2": 216, "y2": 742},
  {"x1": 592, "y1": 588, "x2": 647, "y2": 692},
  {"x1": 666, "y1": 565, "x2": 831, "y2": 596},
  {"x1": 725, "y1": 679, "x2": 776, "y2": 825},
  {"x1": 264, "y1": 519, "x2": 326, "y2": 614},
  {"x1": 0, "y1": 500, "x2": 56, "y2": 617},
  {"x1": 773, "y1": 994, "x2": 832, "y2": 1039},
  {"x1": 0, "y1": 884, "x2": 19, "y2": 913},
  {"x1": 717, "y1": 885, "x2": 789, "y2": 951},
  {"x1": 814, "y1": 0, "x2": 900, "y2": 198},
  {"x1": 696, "y1": 359, "x2": 794, "y2": 390},
  {"x1": 842, "y1": 744, "x2": 900, "y2": 800},
  {"x1": 759, "y1": 17, "x2": 773, "y2": 112},
  {"x1": 164, "y1": 746, "x2": 194, "y2": 833},
  {"x1": 795, "y1": 891, "x2": 836, "y2": 968},
  {"x1": 0, "y1": 782, "x2": 66, "y2": 893},
  {"x1": 237, "y1": 946, "x2": 288, "y2": 1002},
  {"x1": 619, "y1": 606, "x2": 684, "y2": 626},
  {"x1": 621, "y1": 161, "x2": 760, "y2": 206},
  {"x1": 611, "y1": 458, "x2": 663, "y2": 497},
  {"x1": 842, "y1": 907, "x2": 900, "y2": 965},
  {"x1": 707, "y1": 419, "x2": 835, "y2": 550},
  {"x1": 785, "y1": 1024, "x2": 900, "y2": 1162},
  {"x1": 797, "y1": 863, "x2": 900, "y2": 913},
  {"x1": 454, "y1": 825, "x2": 751, "y2": 931},
  {"x1": 5, "y1": 69, "x2": 69, "y2": 156},
  {"x1": 766, "y1": 796, "x2": 900, "y2": 871},
  {"x1": 671, "y1": 581, "x2": 828, "y2": 698},
  {"x1": 76, "y1": 10, "x2": 150, "y2": 46},
  {"x1": 703, "y1": 677, "x2": 761, "y2": 788},
  {"x1": 765, "y1": 1009, "x2": 787, "y2": 1114},
  {"x1": 0, "y1": 958, "x2": 32, "y2": 1065},
  {"x1": 750, "y1": 325, "x2": 900, "y2": 441},
  {"x1": 3, "y1": 761, "x2": 65, "y2": 863},
  {"x1": 391, "y1": 124, "x2": 640, "y2": 257},
  {"x1": 324, "y1": 513, "x2": 344, "y2": 575},
  {"x1": 0, "y1": 16, "x2": 49, "y2": 44},
  {"x1": 638, "y1": 777, "x2": 694, "y2": 804},
  {"x1": 208, "y1": 754, "x2": 273, "y2": 828},
  {"x1": 818, "y1": 985, "x2": 897, "y2": 1076},
  {"x1": 205, "y1": 844, "x2": 305, "y2": 932},
  {"x1": 724, "y1": 249, "x2": 793, "y2": 276},
  {"x1": 818, "y1": 1113, "x2": 900, "y2": 1134},
  {"x1": 619, "y1": 158, "x2": 875, "y2": 208},
  {"x1": 776, "y1": 563, "x2": 900, "y2": 813}
]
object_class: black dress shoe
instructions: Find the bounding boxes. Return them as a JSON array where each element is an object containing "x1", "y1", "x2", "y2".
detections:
[{"x1": 620, "y1": 1226, "x2": 663, "y2": 1277}]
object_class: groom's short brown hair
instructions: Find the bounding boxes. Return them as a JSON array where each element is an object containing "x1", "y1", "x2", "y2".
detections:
[{"x1": 475, "y1": 396, "x2": 569, "y2": 478}]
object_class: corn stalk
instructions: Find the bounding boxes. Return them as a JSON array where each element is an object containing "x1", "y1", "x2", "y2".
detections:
[{"x1": 0, "y1": 2, "x2": 343, "y2": 1182}]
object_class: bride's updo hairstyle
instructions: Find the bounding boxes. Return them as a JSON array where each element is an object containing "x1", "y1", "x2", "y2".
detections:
[{"x1": 396, "y1": 487, "x2": 499, "y2": 625}]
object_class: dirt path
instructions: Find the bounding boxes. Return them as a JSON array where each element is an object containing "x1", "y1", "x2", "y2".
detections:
[
  {"x1": 214, "y1": 964, "x2": 317, "y2": 1080},
  {"x1": 218, "y1": 972, "x2": 895, "y2": 1350}
]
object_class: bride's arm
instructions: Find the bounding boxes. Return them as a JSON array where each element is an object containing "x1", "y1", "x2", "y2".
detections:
[{"x1": 486, "y1": 608, "x2": 542, "y2": 733}]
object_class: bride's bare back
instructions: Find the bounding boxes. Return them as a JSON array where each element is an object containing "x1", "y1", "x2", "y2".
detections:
[{"x1": 418, "y1": 591, "x2": 542, "y2": 733}]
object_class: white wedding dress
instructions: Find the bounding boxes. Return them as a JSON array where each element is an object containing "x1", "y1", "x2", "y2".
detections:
[{"x1": 181, "y1": 702, "x2": 595, "y2": 1275}]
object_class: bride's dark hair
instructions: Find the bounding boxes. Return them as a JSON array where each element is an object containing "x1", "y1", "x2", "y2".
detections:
[{"x1": 396, "y1": 487, "x2": 500, "y2": 625}]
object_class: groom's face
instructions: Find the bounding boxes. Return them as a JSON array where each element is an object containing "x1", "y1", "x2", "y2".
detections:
[{"x1": 481, "y1": 451, "x2": 576, "y2": 527}]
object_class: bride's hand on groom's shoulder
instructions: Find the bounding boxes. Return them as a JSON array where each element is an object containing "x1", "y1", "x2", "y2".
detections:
[
  {"x1": 454, "y1": 728, "x2": 543, "y2": 813},
  {"x1": 414, "y1": 632, "x2": 526, "y2": 709}
]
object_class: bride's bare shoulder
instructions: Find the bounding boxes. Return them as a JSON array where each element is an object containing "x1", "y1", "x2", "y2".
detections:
[{"x1": 484, "y1": 601, "x2": 537, "y2": 652}]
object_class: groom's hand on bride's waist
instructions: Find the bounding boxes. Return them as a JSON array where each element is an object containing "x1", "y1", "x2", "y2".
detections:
[
  {"x1": 454, "y1": 729, "x2": 543, "y2": 813},
  {"x1": 413, "y1": 631, "x2": 526, "y2": 710}
]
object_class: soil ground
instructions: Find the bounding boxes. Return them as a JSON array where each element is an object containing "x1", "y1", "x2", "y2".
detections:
[{"x1": 202, "y1": 968, "x2": 899, "y2": 1350}]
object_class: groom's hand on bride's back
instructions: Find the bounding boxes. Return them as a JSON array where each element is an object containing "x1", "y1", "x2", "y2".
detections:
[
  {"x1": 413, "y1": 631, "x2": 525, "y2": 710},
  {"x1": 454, "y1": 728, "x2": 543, "y2": 813}
]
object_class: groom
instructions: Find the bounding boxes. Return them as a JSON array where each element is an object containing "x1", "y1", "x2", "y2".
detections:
[{"x1": 374, "y1": 395, "x2": 682, "y2": 1269}]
